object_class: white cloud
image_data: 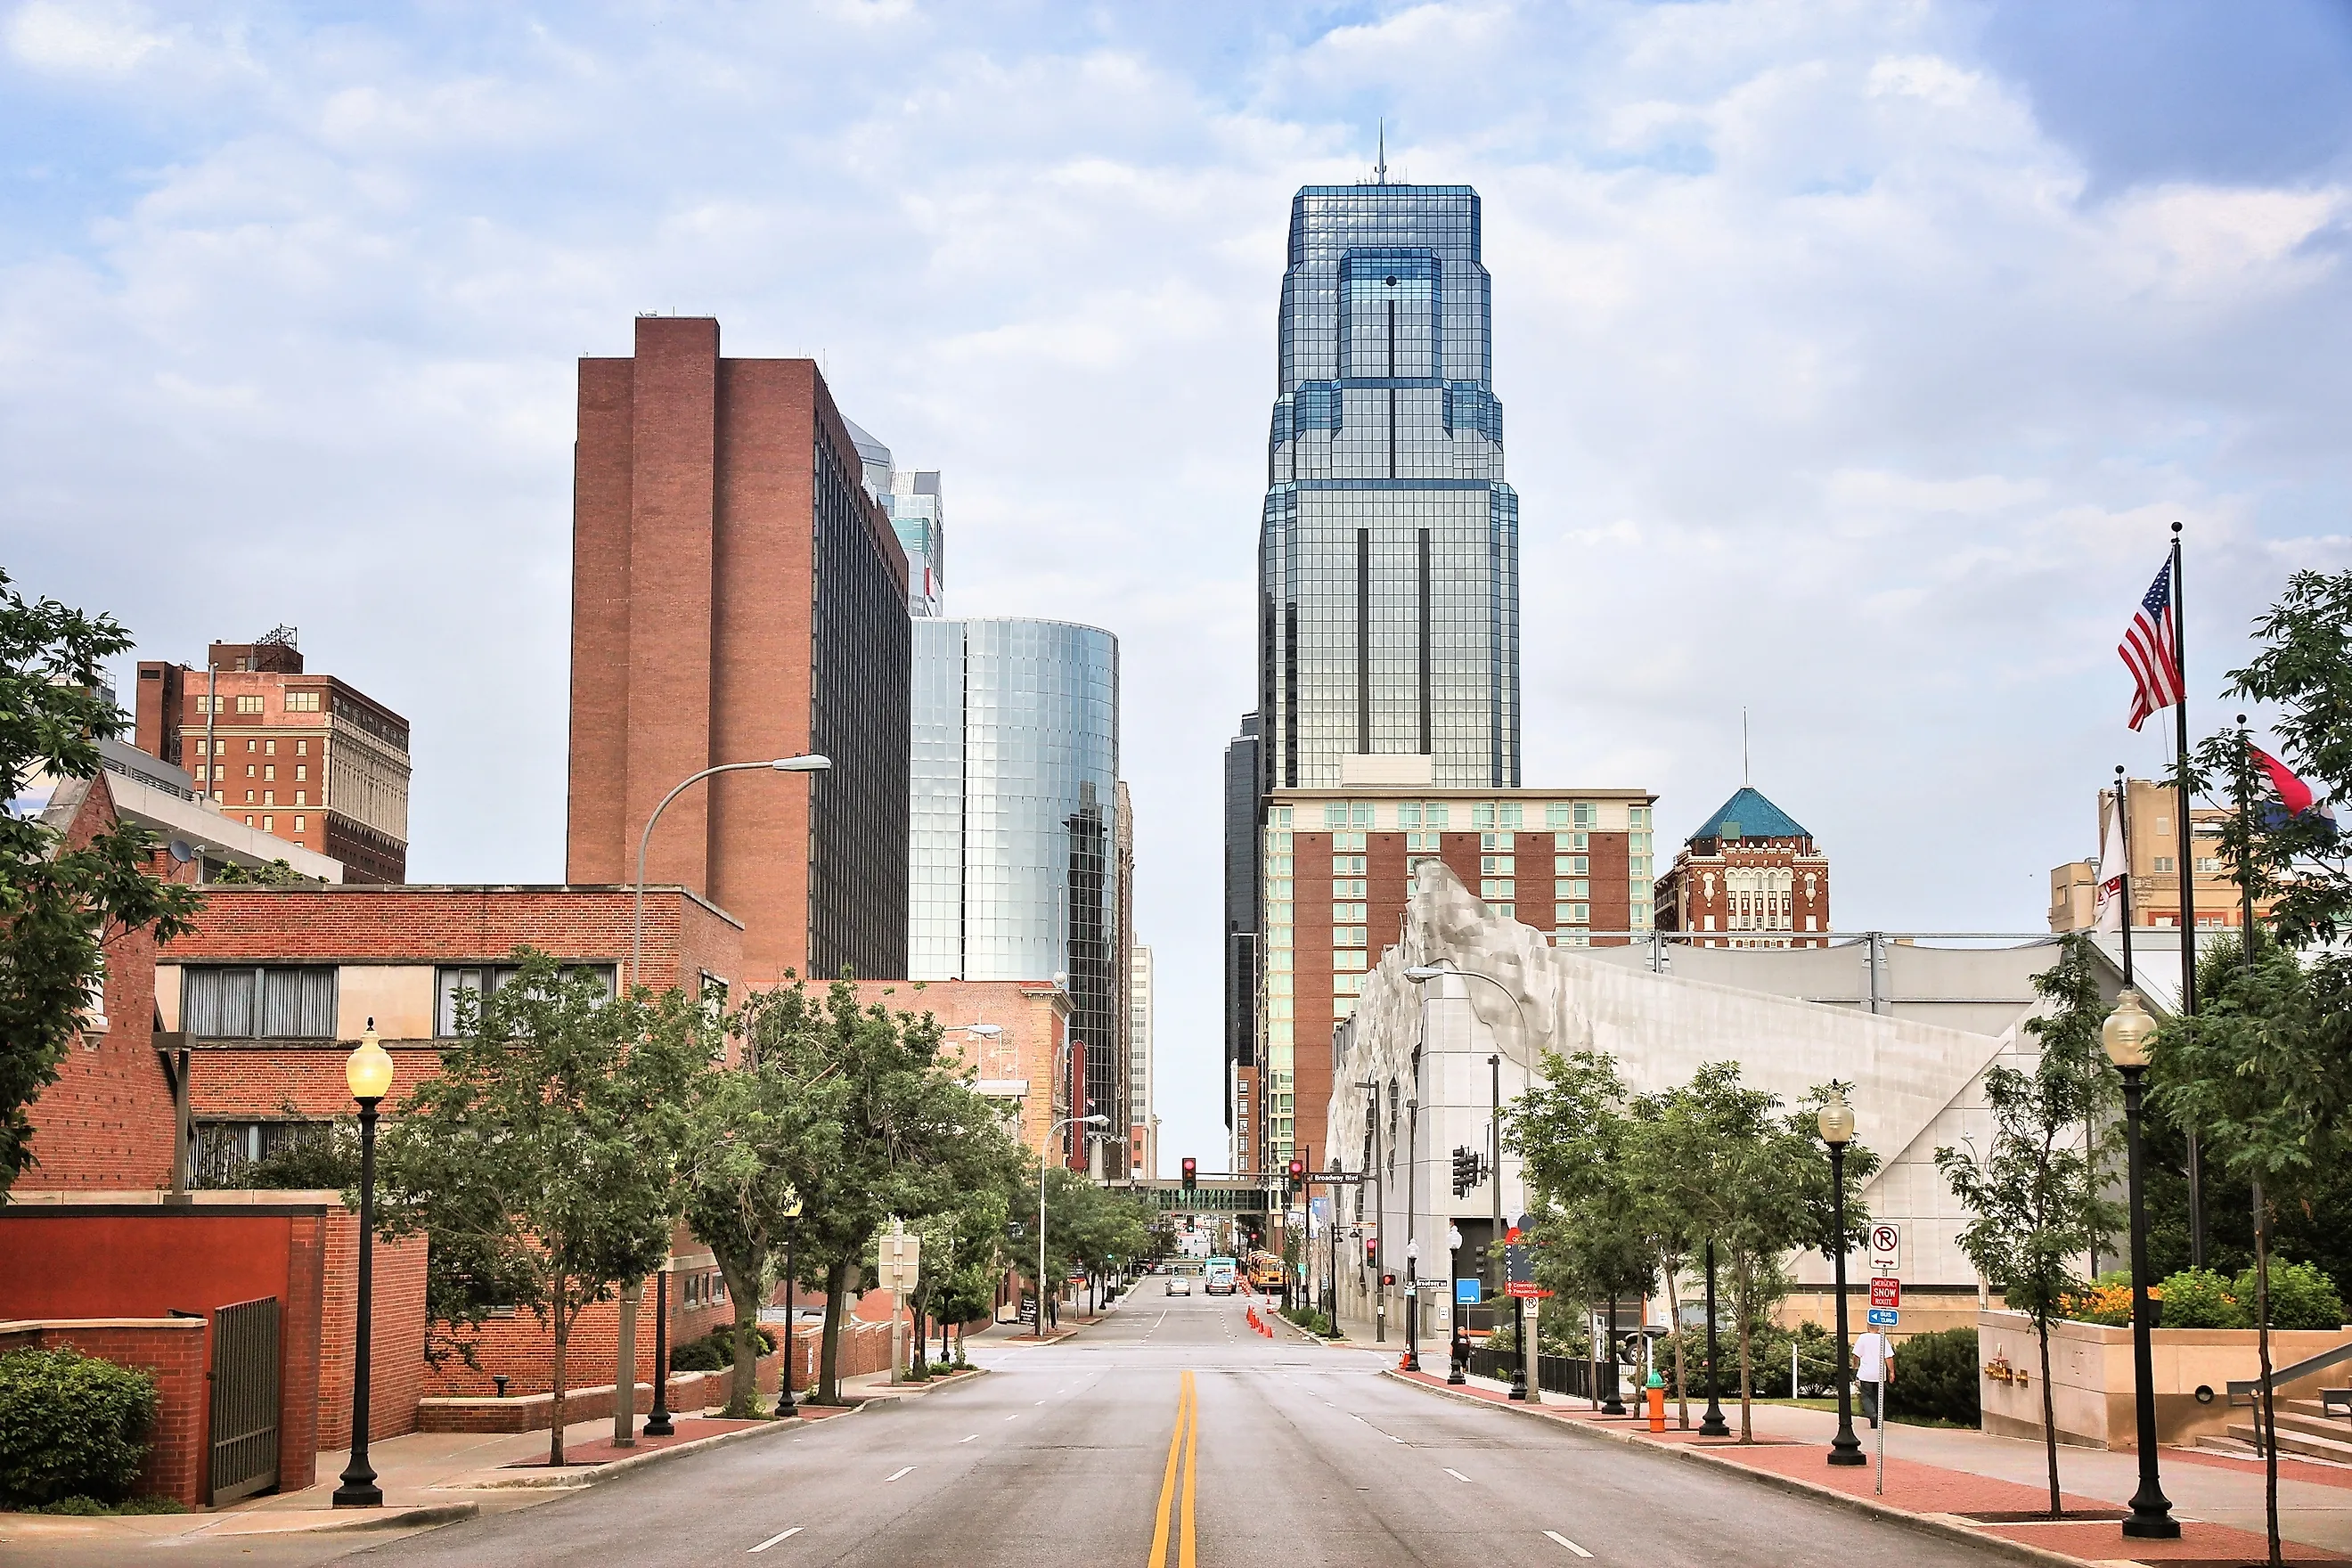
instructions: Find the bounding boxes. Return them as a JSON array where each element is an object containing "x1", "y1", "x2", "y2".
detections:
[
  {"x1": 5, "y1": 0, "x2": 165, "y2": 76},
  {"x1": 6, "y1": 0, "x2": 2352, "y2": 1174}
]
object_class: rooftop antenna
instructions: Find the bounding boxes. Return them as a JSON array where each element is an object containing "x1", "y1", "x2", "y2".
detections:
[
  {"x1": 1743, "y1": 707, "x2": 1750, "y2": 787},
  {"x1": 1376, "y1": 118, "x2": 1388, "y2": 184}
]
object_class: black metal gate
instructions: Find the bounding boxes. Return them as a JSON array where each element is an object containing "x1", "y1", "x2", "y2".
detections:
[{"x1": 208, "y1": 1296, "x2": 280, "y2": 1506}]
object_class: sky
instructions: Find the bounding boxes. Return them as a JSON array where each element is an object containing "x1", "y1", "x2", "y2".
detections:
[{"x1": 7, "y1": 0, "x2": 2352, "y2": 1177}]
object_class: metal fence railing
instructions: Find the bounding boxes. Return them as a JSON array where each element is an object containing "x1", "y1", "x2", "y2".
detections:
[{"x1": 1461, "y1": 1345, "x2": 1627, "y2": 1404}]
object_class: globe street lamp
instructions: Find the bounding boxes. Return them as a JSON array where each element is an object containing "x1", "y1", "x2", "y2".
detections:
[
  {"x1": 2103, "y1": 990, "x2": 2180, "y2": 1541},
  {"x1": 333, "y1": 1021, "x2": 395, "y2": 1507},
  {"x1": 1819, "y1": 1085, "x2": 1866, "y2": 1467}
]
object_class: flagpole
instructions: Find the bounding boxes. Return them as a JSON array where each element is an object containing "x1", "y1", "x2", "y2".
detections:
[
  {"x1": 2113, "y1": 767, "x2": 2136, "y2": 985},
  {"x1": 2169, "y1": 520, "x2": 2206, "y2": 1271}
]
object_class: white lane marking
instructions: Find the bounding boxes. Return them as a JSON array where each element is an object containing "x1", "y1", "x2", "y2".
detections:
[
  {"x1": 1004, "y1": 1414, "x2": 1020, "y2": 1421},
  {"x1": 1443, "y1": 1467, "x2": 1472, "y2": 1483},
  {"x1": 959, "y1": 1434, "x2": 977, "y2": 1443},
  {"x1": 885, "y1": 1466, "x2": 915, "y2": 1482},
  {"x1": 1545, "y1": 1530, "x2": 1593, "y2": 1557},
  {"x1": 749, "y1": 1526, "x2": 803, "y2": 1552}
]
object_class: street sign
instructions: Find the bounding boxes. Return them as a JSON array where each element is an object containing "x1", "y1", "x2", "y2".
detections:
[
  {"x1": 1866, "y1": 1307, "x2": 1899, "y2": 1327},
  {"x1": 1505, "y1": 1282, "x2": 1554, "y2": 1300},
  {"x1": 1866, "y1": 1223, "x2": 1900, "y2": 1274},
  {"x1": 1870, "y1": 1278, "x2": 1901, "y2": 1310},
  {"x1": 878, "y1": 1228, "x2": 921, "y2": 1292},
  {"x1": 1455, "y1": 1278, "x2": 1482, "y2": 1304},
  {"x1": 1505, "y1": 1244, "x2": 1532, "y2": 1285}
]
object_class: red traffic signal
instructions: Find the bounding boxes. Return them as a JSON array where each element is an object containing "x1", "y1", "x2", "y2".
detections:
[{"x1": 1181, "y1": 1156, "x2": 1197, "y2": 1191}]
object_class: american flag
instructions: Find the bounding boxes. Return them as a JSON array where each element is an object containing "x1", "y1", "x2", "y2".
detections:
[{"x1": 2119, "y1": 558, "x2": 2183, "y2": 731}]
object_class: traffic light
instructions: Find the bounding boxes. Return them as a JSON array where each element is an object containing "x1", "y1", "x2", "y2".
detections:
[
  {"x1": 1286, "y1": 1158, "x2": 1304, "y2": 1192},
  {"x1": 1364, "y1": 1237, "x2": 1377, "y2": 1269},
  {"x1": 1450, "y1": 1145, "x2": 1488, "y2": 1198},
  {"x1": 1181, "y1": 1156, "x2": 1197, "y2": 1191}
]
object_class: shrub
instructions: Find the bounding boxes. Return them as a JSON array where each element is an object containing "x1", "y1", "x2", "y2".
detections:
[
  {"x1": 2153, "y1": 1268, "x2": 2246, "y2": 1328},
  {"x1": 1886, "y1": 1327, "x2": 1980, "y2": 1427},
  {"x1": 0, "y1": 1345, "x2": 160, "y2": 1507},
  {"x1": 2237, "y1": 1262, "x2": 2347, "y2": 1331},
  {"x1": 666, "y1": 1323, "x2": 777, "y2": 1374},
  {"x1": 2060, "y1": 1281, "x2": 2141, "y2": 1326}
]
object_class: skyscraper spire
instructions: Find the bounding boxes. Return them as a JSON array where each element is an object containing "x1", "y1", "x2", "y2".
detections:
[{"x1": 1376, "y1": 118, "x2": 1387, "y2": 184}]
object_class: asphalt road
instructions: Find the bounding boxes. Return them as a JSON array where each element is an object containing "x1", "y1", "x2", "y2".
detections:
[{"x1": 17, "y1": 1288, "x2": 2025, "y2": 1567}]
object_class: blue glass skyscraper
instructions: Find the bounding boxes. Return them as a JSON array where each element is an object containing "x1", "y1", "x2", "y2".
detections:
[{"x1": 1258, "y1": 182, "x2": 1521, "y2": 793}]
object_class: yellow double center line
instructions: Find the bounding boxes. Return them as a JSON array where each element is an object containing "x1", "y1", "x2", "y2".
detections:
[{"x1": 1147, "y1": 1369, "x2": 1199, "y2": 1568}]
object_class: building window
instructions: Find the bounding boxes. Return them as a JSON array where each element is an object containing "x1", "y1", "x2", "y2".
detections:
[
  {"x1": 297, "y1": 739, "x2": 309, "y2": 755},
  {"x1": 1405, "y1": 832, "x2": 1441, "y2": 852},
  {"x1": 1332, "y1": 878, "x2": 1367, "y2": 898},
  {"x1": 1556, "y1": 855, "x2": 1588, "y2": 875},
  {"x1": 262, "y1": 815, "x2": 273, "y2": 830},
  {"x1": 1480, "y1": 879, "x2": 1515, "y2": 899},
  {"x1": 244, "y1": 791, "x2": 256, "y2": 804},
  {"x1": 293, "y1": 815, "x2": 305, "y2": 831},
  {"x1": 436, "y1": 964, "x2": 617, "y2": 1037},
  {"x1": 193, "y1": 1120, "x2": 337, "y2": 1188},
  {"x1": 1555, "y1": 930, "x2": 1589, "y2": 947},
  {"x1": 294, "y1": 791, "x2": 306, "y2": 805},
  {"x1": 236, "y1": 694, "x2": 264, "y2": 714},
  {"x1": 263, "y1": 792, "x2": 274, "y2": 806},
  {"x1": 285, "y1": 691, "x2": 322, "y2": 712},
  {"x1": 2153, "y1": 857, "x2": 2176, "y2": 873},
  {"x1": 1331, "y1": 855, "x2": 1367, "y2": 873},
  {"x1": 2195, "y1": 857, "x2": 2221, "y2": 873},
  {"x1": 1481, "y1": 854, "x2": 1514, "y2": 873},
  {"x1": 184, "y1": 966, "x2": 338, "y2": 1039},
  {"x1": 1270, "y1": 806, "x2": 1292, "y2": 828},
  {"x1": 265, "y1": 740, "x2": 276, "y2": 756},
  {"x1": 1485, "y1": 903, "x2": 1515, "y2": 919},
  {"x1": 1629, "y1": 806, "x2": 1651, "y2": 829},
  {"x1": 1334, "y1": 951, "x2": 1367, "y2": 972},
  {"x1": 1555, "y1": 832, "x2": 1588, "y2": 852},
  {"x1": 1480, "y1": 832, "x2": 1511, "y2": 852},
  {"x1": 265, "y1": 764, "x2": 276, "y2": 780},
  {"x1": 1333, "y1": 902, "x2": 1367, "y2": 922},
  {"x1": 1333, "y1": 927, "x2": 1368, "y2": 948},
  {"x1": 1557, "y1": 878, "x2": 1588, "y2": 898},
  {"x1": 1331, "y1": 831, "x2": 1367, "y2": 853},
  {"x1": 192, "y1": 695, "x2": 219, "y2": 714},
  {"x1": 1556, "y1": 903, "x2": 1590, "y2": 924}
]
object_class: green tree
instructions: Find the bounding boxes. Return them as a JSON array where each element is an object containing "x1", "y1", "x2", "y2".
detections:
[
  {"x1": 676, "y1": 1033, "x2": 842, "y2": 1416},
  {"x1": 2152, "y1": 941, "x2": 2352, "y2": 1567},
  {"x1": 372, "y1": 950, "x2": 704, "y2": 1465},
  {"x1": 1935, "y1": 942, "x2": 2116, "y2": 1518},
  {"x1": 1, "y1": 574, "x2": 202, "y2": 1195},
  {"x1": 208, "y1": 858, "x2": 315, "y2": 886},
  {"x1": 736, "y1": 980, "x2": 1019, "y2": 1401}
]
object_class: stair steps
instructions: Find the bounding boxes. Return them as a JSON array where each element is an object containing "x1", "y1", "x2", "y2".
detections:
[{"x1": 2223, "y1": 1399, "x2": 2352, "y2": 1464}]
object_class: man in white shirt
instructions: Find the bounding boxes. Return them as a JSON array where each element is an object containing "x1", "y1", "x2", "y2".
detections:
[{"x1": 1854, "y1": 1327, "x2": 1896, "y2": 1429}]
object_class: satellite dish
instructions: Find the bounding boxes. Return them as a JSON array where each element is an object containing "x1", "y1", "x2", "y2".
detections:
[{"x1": 168, "y1": 840, "x2": 196, "y2": 863}]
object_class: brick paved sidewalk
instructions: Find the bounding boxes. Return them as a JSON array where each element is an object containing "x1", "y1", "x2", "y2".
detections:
[{"x1": 1390, "y1": 1368, "x2": 2352, "y2": 1567}]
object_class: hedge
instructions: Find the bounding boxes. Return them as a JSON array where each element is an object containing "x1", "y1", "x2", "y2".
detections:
[
  {"x1": 666, "y1": 1323, "x2": 778, "y2": 1373},
  {"x1": 1884, "y1": 1327, "x2": 1980, "y2": 1427},
  {"x1": 0, "y1": 1346, "x2": 160, "y2": 1507}
]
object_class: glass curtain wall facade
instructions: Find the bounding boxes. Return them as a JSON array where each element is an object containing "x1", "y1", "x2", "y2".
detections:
[
  {"x1": 911, "y1": 618, "x2": 1122, "y2": 1162},
  {"x1": 845, "y1": 417, "x2": 945, "y2": 617},
  {"x1": 1258, "y1": 184, "x2": 1521, "y2": 796}
]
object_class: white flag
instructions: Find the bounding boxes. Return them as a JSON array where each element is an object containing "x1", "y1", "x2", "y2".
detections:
[{"x1": 2095, "y1": 788, "x2": 2128, "y2": 933}]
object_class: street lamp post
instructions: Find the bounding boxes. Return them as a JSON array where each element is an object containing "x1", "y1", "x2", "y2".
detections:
[
  {"x1": 1404, "y1": 1237, "x2": 1422, "y2": 1372},
  {"x1": 2104, "y1": 990, "x2": 2181, "y2": 1541},
  {"x1": 1041, "y1": 1115, "x2": 1108, "y2": 1335},
  {"x1": 1447, "y1": 1223, "x2": 1466, "y2": 1384},
  {"x1": 1700, "y1": 1238, "x2": 1729, "y2": 1437},
  {"x1": 334, "y1": 1021, "x2": 395, "y2": 1507},
  {"x1": 775, "y1": 1188, "x2": 804, "y2": 1417},
  {"x1": 1820, "y1": 1085, "x2": 1866, "y2": 1467},
  {"x1": 631, "y1": 752, "x2": 829, "y2": 1422}
]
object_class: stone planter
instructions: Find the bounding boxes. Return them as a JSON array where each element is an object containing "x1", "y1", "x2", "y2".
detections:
[{"x1": 1975, "y1": 1310, "x2": 2352, "y2": 1450}]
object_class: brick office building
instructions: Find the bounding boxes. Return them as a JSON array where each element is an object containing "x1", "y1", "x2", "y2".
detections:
[
  {"x1": 1654, "y1": 787, "x2": 1830, "y2": 949},
  {"x1": 1256, "y1": 785, "x2": 1656, "y2": 1180},
  {"x1": 566, "y1": 315, "x2": 911, "y2": 986},
  {"x1": 135, "y1": 634, "x2": 411, "y2": 883},
  {"x1": 2048, "y1": 777, "x2": 2266, "y2": 933},
  {"x1": 149, "y1": 883, "x2": 747, "y2": 1397}
]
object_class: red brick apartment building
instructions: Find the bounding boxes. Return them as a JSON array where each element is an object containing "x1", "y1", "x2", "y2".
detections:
[
  {"x1": 1654, "y1": 786, "x2": 1831, "y2": 948},
  {"x1": 135, "y1": 635, "x2": 411, "y2": 883},
  {"x1": 1255, "y1": 785, "x2": 1656, "y2": 1178},
  {"x1": 566, "y1": 315, "x2": 911, "y2": 986}
]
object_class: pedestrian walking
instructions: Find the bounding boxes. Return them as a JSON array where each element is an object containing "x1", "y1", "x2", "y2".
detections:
[{"x1": 1853, "y1": 1327, "x2": 1895, "y2": 1429}]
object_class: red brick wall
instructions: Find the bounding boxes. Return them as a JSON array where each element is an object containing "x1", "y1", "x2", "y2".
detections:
[
  {"x1": 19, "y1": 773, "x2": 174, "y2": 1193},
  {"x1": 160, "y1": 884, "x2": 746, "y2": 999},
  {"x1": 314, "y1": 1207, "x2": 429, "y2": 1449},
  {"x1": 568, "y1": 354, "x2": 637, "y2": 887},
  {"x1": 419, "y1": 1270, "x2": 737, "y2": 1400},
  {"x1": 0, "y1": 1321, "x2": 208, "y2": 1508}
]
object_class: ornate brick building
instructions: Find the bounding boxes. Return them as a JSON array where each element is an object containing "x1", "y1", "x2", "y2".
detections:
[{"x1": 1653, "y1": 787, "x2": 1830, "y2": 948}]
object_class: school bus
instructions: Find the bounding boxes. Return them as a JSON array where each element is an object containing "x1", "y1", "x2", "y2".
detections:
[{"x1": 1248, "y1": 1252, "x2": 1286, "y2": 1292}]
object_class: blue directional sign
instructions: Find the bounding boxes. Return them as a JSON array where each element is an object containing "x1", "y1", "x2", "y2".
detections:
[
  {"x1": 1455, "y1": 1278, "x2": 1482, "y2": 1304},
  {"x1": 1866, "y1": 1308, "x2": 1899, "y2": 1327}
]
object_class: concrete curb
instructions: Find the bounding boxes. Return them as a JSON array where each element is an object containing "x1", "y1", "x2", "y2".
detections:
[
  {"x1": 442, "y1": 1408, "x2": 831, "y2": 1491},
  {"x1": 0, "y1": 1500, "x2": 483, "y2": 1543},
  {"x1": 1382, "y1": 1371, "x2": 2094, "y2": 1568},
  {"x1": 841, "y1": 1367, "x2": 992, "y2": 1401},
  {"x1": 211, "y1": 1501, "x2": 485, "y2": 1536}
]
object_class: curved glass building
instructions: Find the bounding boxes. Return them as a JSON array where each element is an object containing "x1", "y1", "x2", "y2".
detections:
[
  {"x1": 911, "y1": 618, "x2": 1122, "y2": 1136},
  {"x1": 1258, "y1": 182, "x2": 1521, "y2": 793}
]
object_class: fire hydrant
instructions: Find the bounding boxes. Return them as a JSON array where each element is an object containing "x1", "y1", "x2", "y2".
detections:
[{"x1": 1646, "y1": 1370, "x2": 1666, "y2": 1433}]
